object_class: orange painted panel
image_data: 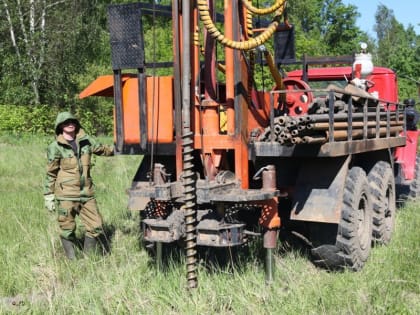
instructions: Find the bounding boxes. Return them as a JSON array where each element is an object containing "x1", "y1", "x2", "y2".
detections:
[
  {"x1": 146, "y1": 76, "x2": 174, "y2": 143},
  {"x1": 79, "y1": 74, "x2": 133, "y2": 98},
  {"x1": 122, "y1": 76, "x2": 174, "y2": 144},
  {"x1": 122, "y1": 78, "x2": 141, "y2": 143}
]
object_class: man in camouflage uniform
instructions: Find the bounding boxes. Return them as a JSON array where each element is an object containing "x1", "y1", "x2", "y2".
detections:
[{"x1": 44, "y1": 112, "x2": 114, "y2": 259}]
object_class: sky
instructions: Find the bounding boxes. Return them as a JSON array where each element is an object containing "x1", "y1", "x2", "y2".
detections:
[{"x1": 342, "y1": 0, "x2": 419, "y2": 37}]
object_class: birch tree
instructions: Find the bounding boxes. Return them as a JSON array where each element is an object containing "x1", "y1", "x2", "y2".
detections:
[
  {"x1": 1, "y1": 0, "x2": 111, "y2": 106},
  {"x1": 2, "y1": 0, "x2": 66, "y2": 104}
]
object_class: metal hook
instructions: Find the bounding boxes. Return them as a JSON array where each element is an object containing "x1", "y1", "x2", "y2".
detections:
[{"x1": 253, "y1": 166, "x2": 268, "y2": 181}]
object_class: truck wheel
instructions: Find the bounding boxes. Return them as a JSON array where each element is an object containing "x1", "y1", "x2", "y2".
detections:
[
  {"x1": 311, "y1": 167, "x2": 372, "y2": 271},
  {"x1": 408, "y1": 155, "x2": 420, "y2": 200},
  {"x1": 336, "y1": 167, "x2": 372, "y2": 270},
  {"x1": 368, "y1": 161, "x2": 396, "y2": 245}
]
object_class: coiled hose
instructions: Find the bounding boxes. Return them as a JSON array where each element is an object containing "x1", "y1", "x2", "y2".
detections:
[
  {"x1": 242, "y1": 0, "x2": 286, "y2": 15},
  {"x1": 197, "y1": 0, "x2": 286, "y2": 51}
]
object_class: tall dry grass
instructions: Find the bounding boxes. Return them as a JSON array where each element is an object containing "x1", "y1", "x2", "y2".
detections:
[{"x1": 0, "y1": 134, "x2": 418, "y2": 314}]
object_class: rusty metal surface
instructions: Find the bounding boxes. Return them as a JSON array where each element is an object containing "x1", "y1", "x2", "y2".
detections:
[
  {"x1": 142, "y1": 208, "x2": 246, "y2": 247},
  {"x1": 196, "y1": 179, "x2": 280, "y2": 202},
  {"x1": 196, "y1": 222, "x2": 245, "y2": 247},
  {"x1": 129, "y1": 179, "x2": 280, "y2": 205},
  {"x1": 290, "y1": 156, "x2": 350, "y2": 223},
  {"x1": 195, "y1": 209, "x2": 245, "y2": 247},
  {"x1": 128, "y1": 182, "x2": 174, "y2": 200},
  {"x1": 128, "y1": 195, "x2": 149, "y2": 211},
  {"x1": 142, "y1": 209, "x2": 185, "y2": 243},
  {"x1": 318, "y1": 137, "x2": 406, "y2": 155},
  {"x1": 127, "y1": 181, "x2": 182, "y2": 211},
  {"x1": 261, "y1": 165, "x2": 276, "y2": 189},
  {"x1": 263, "y1": 230, "x2": 278, "y2": 249},
  {"x1": 250, "y1": 136, "x2": 406, "y2": 158}
]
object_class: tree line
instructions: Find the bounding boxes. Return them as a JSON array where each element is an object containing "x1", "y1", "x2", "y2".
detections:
[{"x1": 0, "y1": 0, "x2": 418, "y2": 135}]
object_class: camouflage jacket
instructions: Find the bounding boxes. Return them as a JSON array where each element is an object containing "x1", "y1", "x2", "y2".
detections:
[{"x1": 44, "y1": 129, "x2": 114, "y2": 201}]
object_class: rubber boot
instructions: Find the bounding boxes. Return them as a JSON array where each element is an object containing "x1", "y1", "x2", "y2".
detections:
[
  {"x1": 60, "y1": 237, "x2": 76, "y2": 260},
  {"x1": 83, "y1": 236, "x2": 97, "y2": 256}
]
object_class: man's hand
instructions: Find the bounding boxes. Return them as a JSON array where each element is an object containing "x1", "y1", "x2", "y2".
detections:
[{"x1": 44, "y1": 194, "x2": 56, "y2": 212}]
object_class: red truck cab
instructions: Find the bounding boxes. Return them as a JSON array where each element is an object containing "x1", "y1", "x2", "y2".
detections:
[
  {"x1": 286, "y1": 66, "x2": 398, "y2": 103},
  {"x1": 286, "y1": 62, "x2": 418, "y2": 190}
]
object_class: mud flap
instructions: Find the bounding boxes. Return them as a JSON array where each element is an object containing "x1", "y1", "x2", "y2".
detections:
[{"x1": 291, "y1": 156, "x2": 350, "y2": 224}]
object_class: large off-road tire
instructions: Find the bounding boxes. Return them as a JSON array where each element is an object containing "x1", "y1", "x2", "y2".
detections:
[
  {"x1": 368, "y1": 161, "x2": 396, "y2": 245},
  {"x1": 336, "y1": 167, "x2": 372, "y2": 270},
  {"x1": 311, "y1": 167, "x2": 372, "y2": 271},
  {"x1": 408, "y1": 155, "x2": 420, "y2": 201}
]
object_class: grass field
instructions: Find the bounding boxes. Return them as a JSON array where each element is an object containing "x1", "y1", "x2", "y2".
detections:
[{"x1": 0, "y1": 134, "x2": 419, "y2": 314}]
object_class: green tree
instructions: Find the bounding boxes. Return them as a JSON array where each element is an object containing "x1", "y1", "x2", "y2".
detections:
[
  {"x1": 287, "y1": 0, "x2": 368, "y2": 57},
  {"x1": 0, "y1": 0, "x2": 111, "y2": 106},
  {"x1": 321, "y1": 0, "x2": 365, "y2": 54},
  {"x1": 374, "y1": 4, "x2": 419, "y2": 100}
]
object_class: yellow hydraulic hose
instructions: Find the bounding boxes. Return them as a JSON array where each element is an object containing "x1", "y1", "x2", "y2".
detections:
[
  {"x1": 241, "y1": 0, "x2": 286, "y2": 16},
  {"x1": 263, "y1": 48, "x2": 286, "y2": 103},
  {"x1": 197, "y1": 0, "x2": 286, "y2": 51},
  {"x1": 245, "y1": 1, "x2": 255, "y2": 105},
  {"x1": 264, "y1": 49, "x2": 284, "y2": 90},
  {"x1": 245, "y1": 2, "x2": 254, "y2": 39}
]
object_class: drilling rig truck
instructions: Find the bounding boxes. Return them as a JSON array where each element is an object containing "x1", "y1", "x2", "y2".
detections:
[{"x1": 80, "y1": 1, "x2": 419, "y2": 287}]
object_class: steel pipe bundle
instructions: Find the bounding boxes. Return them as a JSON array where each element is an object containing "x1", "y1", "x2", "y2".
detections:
[{"x1": 259, "y1": 111, "x2": 404, "y2": 145}]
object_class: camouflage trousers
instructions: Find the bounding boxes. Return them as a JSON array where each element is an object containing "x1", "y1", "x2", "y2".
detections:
[{"x1": 57, "y1": 199, "x2": 104, "y2": 239}]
